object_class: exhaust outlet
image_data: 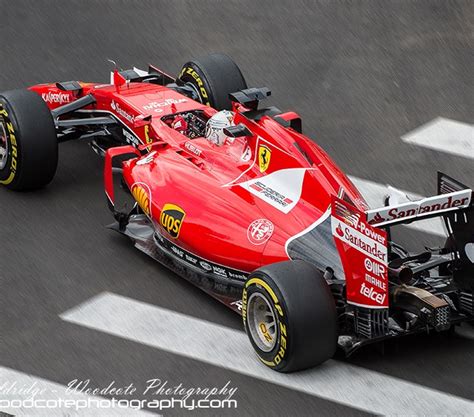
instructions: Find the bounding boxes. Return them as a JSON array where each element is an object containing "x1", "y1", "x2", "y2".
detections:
[{"x1": 388, "y1": 266, "x2": 413, "y2": 284}]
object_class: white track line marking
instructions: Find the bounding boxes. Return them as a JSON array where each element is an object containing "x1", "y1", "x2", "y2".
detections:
[
  {"x1": 401, "y1": 117, "x2": 474, "y2": 159},
  {"x1": 349, "y1": 176, "x2": 446, "y2": 237},
  {"x1": 0, "y1": 366, "x2": 154, "y2": 417},
  {"x1": 61, "y1": 292, "x2": 474, "y2": 416}
]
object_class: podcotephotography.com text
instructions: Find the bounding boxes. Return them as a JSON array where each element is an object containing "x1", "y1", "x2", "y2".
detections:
[{"x1": 0, "y1": 378, "x2": 238, "y2": 413}]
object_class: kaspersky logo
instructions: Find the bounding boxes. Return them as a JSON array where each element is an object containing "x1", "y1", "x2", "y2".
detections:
[
  {"x1": 41, "y1": 91, "x2": 71, "y2": 104},
  {"x1": 160, "y1": 203, "x2": 186, "y2": 238}
]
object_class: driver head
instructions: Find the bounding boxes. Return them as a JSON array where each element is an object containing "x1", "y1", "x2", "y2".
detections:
[{"x1": 205, "y1": 110, "x2": 234, "y2": 146}]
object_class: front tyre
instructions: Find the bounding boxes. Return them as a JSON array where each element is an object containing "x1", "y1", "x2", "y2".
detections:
[
  {"x1": 242, "y1": 260, "x2": 338, "y2": 372},
  {"x1": 0, "y1": 89, "x2": 58, "y2": 190},
  {"x1": 178, "y1": 53, "x2": 247, "y2": 111}
]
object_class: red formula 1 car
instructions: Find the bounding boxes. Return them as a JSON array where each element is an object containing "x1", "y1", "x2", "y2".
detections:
[{"x1": 1, "y1": 54, "x2": 473, "y2": 372}]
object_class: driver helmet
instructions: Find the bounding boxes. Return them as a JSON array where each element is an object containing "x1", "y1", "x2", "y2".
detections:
[{"x1": 204, "y1": 110, "x2": 234, "y2": 146}]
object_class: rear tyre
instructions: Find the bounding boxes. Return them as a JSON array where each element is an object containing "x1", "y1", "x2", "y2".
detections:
[
  {"x1": 178, "y1": 53, "x2": 247, "y2": 110},
  {"x1": 242, "y1": 260, "x2": 338, "y2": 372},
  {"x1": 0, "y1": 89, "x2": 58, "y2": 190}
]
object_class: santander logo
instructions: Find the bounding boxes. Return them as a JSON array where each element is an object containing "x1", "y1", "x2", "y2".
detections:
[
  {"x1": 333, "y1": 222, "x2": 387, "y2": 262},
  {"x1": 111, "y1": 100, "x2": 135, "y2": 123}
]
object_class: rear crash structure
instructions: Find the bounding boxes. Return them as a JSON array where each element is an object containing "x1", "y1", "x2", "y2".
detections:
[{"x1": 331, "y1": 173, "x2": 473, "y2": 355}]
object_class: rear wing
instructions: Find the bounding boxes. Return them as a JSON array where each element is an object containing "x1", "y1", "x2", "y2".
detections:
[
  {"x1": 366, "y1": 173, "x2": 472, "y2": 228},
  {"x1": 366, "y1": 173, "x2": 474, "y2": 288}
]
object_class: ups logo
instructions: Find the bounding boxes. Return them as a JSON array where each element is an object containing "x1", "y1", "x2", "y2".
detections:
[{"x1": 160, "y1": 203, "x2": 186, "y2": 238}]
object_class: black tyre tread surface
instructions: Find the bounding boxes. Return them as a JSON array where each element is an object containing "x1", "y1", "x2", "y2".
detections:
[
  {"x1": 179, "y1": 53, "x2": 247, "y2": 110},
  {"x1": 0, "y1": 89, "x2": 57, "y2": 190},
  {"x1": 247, "y1": 260, "x2": 338, "y2": 372}
]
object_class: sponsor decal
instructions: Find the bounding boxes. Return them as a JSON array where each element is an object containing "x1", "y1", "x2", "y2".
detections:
[
  {"x1": 41, "y1": 91, "x2": 71, "y2": 105},
  {"x1": 258, "y1": 145, "x2": 271, "y2": 173},
  {"x1": 333, "y1": 221, "x2": 386, "y2": 262},
  {"x1": 249, "y1": 182, "x2": 293, "y2": 208},
  {"x1": 228, "y1": 271, "x2": 247, "y2": 280},
  {"x1": 178, "y1": 67, "x2": 210, "y2": 106},
  {"x1": 364, "y1": 257, "x2": 386, "y2": 279},
  {"x1": 331, "y1": 196, "x2": 388, "y2": 308},
  {"x1": 136, "y1": 151, "x2": 157, "y2": 166},
  {"x1": 259, "y1": 322, "x2": 273, "y2": 343},
  {"x1": 143, "y1": 98, "x2": 188, "y2": 113},
  {"x1": 0, "y1": 107, "x2": 17, "y2": 185},
  {"x1": 184, "y1": 141, "x2": 202, "y2": 157},
  {"x1": 365, "y1": 273, "x2": 387, "y2": 292},
  {"x1": 360, "y1": 282, "x2": 386, "y2": 305},
  {"x1": 131, "y1": 183, "x2": 152, "y2": 216},
  {"x1": 184, "y1": 253, "x2": 198, "y2": 265},
  {"x1": 199, "y1": 261, "x2": 212, "y2": 271},
  {"x1": 334, "y1": 199, "x2": 361, "y2": 229},
  {"x1": 367, "y1": 189, "x2": 472, "y2": 226},
  {"x1": 230, "y1": 300, "x2": 243, "y2": 311},
  {"x1": 241, "y1": 145, "x2": 251, "y2": 162},
  {"x1": 160, "y1": 203, "x2": 185, "y2": 239},
  {"x1": 243, "y1": 277, "x2": 288, "y2": 367},
  {"x1": 212, "y1": 265, "x2": 228, "y2": 278},
  {"x1": 153, "y1": 231, "x2": 248, "y2": 280},
  {"x1": 239, "y1": 168, "x2": 306, "y2": 214},
  {"x1": 247, "y1": 219, "x2": 274, "y2": 245},
  {"x1": 111, "y1": 100, "x2": 134, "y2": 123},
  {"x1": 122, "y1": 129, "x2": 140, "y2": 146},
  {"x1": 144, "y1": 124, "x2": 153, "y2": 150},
  {"x1": 171, "y1": 245, "x2": 184, "y2": 258}
]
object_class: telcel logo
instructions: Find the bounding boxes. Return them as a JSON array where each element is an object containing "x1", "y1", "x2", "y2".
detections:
[
  {"x1": 160, "y1": 203, "x2": 185, "y2": 238},
  {"x1": 360, "y1": 282, "x2": 386, "y2": 305}
]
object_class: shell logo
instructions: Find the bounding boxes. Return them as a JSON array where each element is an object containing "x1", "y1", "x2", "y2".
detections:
[{"x1": 131, "y1": 183, "x2": 151, "y2": 215}]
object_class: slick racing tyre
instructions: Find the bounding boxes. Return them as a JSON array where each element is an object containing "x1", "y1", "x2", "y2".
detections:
[
  {"x1": 0, "y1": 89, "x2": 57, "y2": 190},
  {"x1": 178, "y1": 53, "x2": 247, "y2": 110},
  {"x1": 242, "y1": 260, "x2": 337, "y2": 372}
]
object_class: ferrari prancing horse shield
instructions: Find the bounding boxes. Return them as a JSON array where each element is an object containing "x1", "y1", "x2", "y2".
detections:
[{"x1": 258, "y1": 145, "x2": 271, "y2": 173}]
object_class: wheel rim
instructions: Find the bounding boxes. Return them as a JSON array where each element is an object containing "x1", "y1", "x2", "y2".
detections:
[
  {"x1": 247, "y1": 292, "x2": 278, "y2": 352},
  {"x1": 0, "y1": 120, "x2": 8, "y2": 170}
]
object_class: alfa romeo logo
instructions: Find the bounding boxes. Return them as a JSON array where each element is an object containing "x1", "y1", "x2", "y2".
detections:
[{"x1": 247, "y1": 219, "x2": 274, "y2": 245}]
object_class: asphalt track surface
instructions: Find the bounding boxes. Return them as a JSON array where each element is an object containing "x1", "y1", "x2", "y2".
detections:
[{"x1": 0, "y1": 1, "x2": 473, "y2": 416}]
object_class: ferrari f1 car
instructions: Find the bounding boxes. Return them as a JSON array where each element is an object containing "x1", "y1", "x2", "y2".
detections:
[{"x1": 1, "y1": 54, "x2": 473, "y2": 372}]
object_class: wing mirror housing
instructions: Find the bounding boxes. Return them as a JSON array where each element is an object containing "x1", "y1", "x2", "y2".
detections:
[
  {"x1": 133, "y1": 115, "x2": 152, "y2": 128},
  {"x1": 223, "y1": 123, "x2": 252, "y2": 138}
]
